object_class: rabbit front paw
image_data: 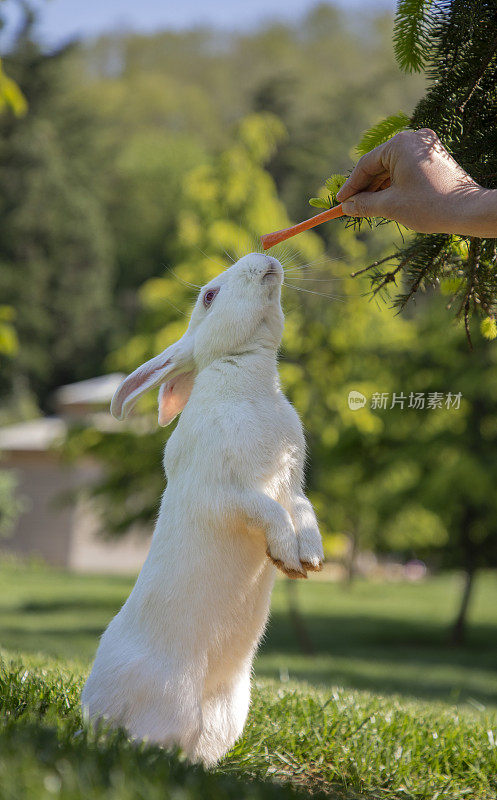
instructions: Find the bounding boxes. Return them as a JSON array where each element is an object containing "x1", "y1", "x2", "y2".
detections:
[
  {"x1": 265, "y1": 531, "x2": 307, "y2": 579},
  {"x1": 266, "y1": 548, "x2": 307, "y2": 579},
  {"x1": 296, "y1": 526, "x2": 324, "y2": 573}
]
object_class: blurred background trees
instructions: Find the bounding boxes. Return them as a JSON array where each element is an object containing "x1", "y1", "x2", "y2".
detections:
[
  {"x1": 0, "y1": 3, "x2": 423, "y2": 410},
  {"x1": 0, "y1": 18, "x2": 114, "y2": 411},
  {"x1": 0, "y1": 1, "x2": 495, "y2": 643}
]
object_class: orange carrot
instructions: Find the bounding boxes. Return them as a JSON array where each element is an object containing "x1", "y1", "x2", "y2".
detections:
[
  {"x1": 261, "y1": 204, "x2": 344, "y2": 250},
  {"x1": 261, "y1": 177, "x2": 391, "y2": 250}
]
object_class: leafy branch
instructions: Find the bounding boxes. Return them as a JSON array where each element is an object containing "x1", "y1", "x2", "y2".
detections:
[{"x1": 309, "y1": 0, "x2": 497, "y2": 344}]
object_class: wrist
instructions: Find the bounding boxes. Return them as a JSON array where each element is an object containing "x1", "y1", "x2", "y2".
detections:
[{"x1": 452, "y1": 187, "x2": 497, "y2": 238}]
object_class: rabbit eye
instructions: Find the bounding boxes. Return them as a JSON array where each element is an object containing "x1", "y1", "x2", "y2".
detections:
[{"x1": 203, "y1": 287, "x2": 219, "y2": 308}]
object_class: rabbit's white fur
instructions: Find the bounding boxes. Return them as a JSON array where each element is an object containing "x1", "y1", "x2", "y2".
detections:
[{"x1": 82, "y1": 253, "x2": 323, "y2": 766}]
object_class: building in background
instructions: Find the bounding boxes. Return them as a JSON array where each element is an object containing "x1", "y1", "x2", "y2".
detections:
[{"x1": 0, "y1": 375, "x2": 151, "y2": 573}]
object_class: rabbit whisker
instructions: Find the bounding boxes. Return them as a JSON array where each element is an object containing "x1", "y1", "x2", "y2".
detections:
[
  {"x1": 194, "y1": 246, "x2": 231, "y2": 273},
  {"x1": 283, "y1": 257, "x2": 341, "y2": 273},
  {"x1": 282, "y1": 282, "x2": 344, "y2": 302},
  {"x1": 163, "y1": 263, "x2": 202, "y2": 290},
  {"x1": 282, "y1": 275, "x2": 342, "y2": 282},
  {"x1": 161, "y1": 296, "x2": 188, "y2": 316},
  {"x1": 283, "y1": 253, "x2": 333, "y2": 265},
  {"x1": 283, "y1": 267, "x2": 334, "y2": 277}
]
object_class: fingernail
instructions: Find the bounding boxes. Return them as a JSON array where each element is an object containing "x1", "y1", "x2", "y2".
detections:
[{"x1": 341, "y1": 199, "x2": 356, "y2": 214}]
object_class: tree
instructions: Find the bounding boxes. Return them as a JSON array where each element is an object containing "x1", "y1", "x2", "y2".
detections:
[
  {"x1": 312, "y1": 0, "x2": 497, "y2": 339},
  {"x1": 375, "y1": 299, "x2": 497, "y2": 644},
  {"x1": 0, "y1": 19, "x2": 114, "y2": 409}
]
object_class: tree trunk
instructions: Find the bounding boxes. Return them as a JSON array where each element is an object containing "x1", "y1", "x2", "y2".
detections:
[
  {"x1": 451, "y1": 567, "x2": 475, "y2": 646},
  {"x1": 285, "y1": 578, "x2": 314, "y2": 655},
  {"x1": 345, "y1": 530, "x2": 357, "y2": 587}
]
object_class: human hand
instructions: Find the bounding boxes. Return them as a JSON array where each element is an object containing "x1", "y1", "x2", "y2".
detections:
[{"x1": 336, "y1": 128, "x2": 497, "y2": 237}]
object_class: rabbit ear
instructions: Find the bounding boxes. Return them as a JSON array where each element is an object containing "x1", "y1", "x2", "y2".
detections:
[
  {"x1": 111, "y1": 334, "x2": 195, "y2": 422},
  {"x1": 157, "y1": 371, "x2": 196, "y2": 427}
]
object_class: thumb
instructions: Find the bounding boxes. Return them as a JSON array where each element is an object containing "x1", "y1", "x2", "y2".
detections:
[{"x1": 341, "y1": 187, "x2": 395, "y2": 219}]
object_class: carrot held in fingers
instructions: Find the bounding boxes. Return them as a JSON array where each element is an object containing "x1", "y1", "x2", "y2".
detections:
[
  {"x1": 261, "y1": 177, "x2": 392, "y2": 250},
  {"x1": 261, "y1": 203, "x2": 344, "y2": 250}
]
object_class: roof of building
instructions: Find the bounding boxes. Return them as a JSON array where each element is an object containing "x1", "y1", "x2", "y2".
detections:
[
  {"x1": 0, "y1": 417, "x2": 67, "y2": 452},
  {"x1": 0, "y1": 374, "x2": 126, "y2": 453},
  {"x1": 54, "y1": 373, "x2": 125, "y2": 407}
]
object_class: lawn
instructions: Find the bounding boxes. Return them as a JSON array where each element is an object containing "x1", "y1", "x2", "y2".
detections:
[{"x1": 1, "y1": 558, "x2": 496, "y2": 799}]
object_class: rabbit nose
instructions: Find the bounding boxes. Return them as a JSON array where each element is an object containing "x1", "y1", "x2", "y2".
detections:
[{"x1": 262, "y1": 258, "x2": 282, "y2": 281}]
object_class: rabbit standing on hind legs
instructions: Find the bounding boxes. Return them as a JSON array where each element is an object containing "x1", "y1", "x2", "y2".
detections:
[{"x1": 82, "y1": 253, "x2": 324, "y2": 766}]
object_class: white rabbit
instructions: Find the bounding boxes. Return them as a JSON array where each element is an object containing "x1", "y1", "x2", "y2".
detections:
[{"x1": 81, "y1": 253, "x2": 324, "y2": 766}]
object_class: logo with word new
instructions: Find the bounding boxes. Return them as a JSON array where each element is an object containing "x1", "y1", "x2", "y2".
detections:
[{"x1": 348, "y1": 390, "x2": 367, "y2": 410}]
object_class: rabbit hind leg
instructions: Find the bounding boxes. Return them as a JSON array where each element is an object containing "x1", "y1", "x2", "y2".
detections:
[
  {"x1": 190, "y1": 670, "x2": 251, "y2": 767},
  {"x1": 84, "y1": 658, "x2": 203, "y2": 755},
  {"x1": 128, "y1": 682, "x2": 203, "y2": 755}
]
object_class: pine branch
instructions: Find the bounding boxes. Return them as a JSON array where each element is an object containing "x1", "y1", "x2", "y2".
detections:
[
  {"x1": 356, "y1": 112, "x2": 410, "y2": 157},
  {"x1": 458, "y1": 29, "x2": 497, "y2": 114},
  {"x1": 393, "y1": 0, "x2": 435, "y2": 73},
  {"x1": 310, "y1": 0, "x2": 497, "y2": 335}
]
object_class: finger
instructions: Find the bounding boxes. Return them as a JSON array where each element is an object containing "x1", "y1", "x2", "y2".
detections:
[
  {"x1": 336, "y1": 146, "x2": 389, "y2": 202},
  {"x1": 368, "y1": 173, "x2": 390, "y2": 193},
  {"x1": 341, "y1": 186, "x2": 396, "y2": 219}
]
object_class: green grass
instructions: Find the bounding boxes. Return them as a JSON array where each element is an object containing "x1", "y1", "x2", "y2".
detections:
[{"x1": 1, "y1": 559, "x2": 497, "y2": 799}]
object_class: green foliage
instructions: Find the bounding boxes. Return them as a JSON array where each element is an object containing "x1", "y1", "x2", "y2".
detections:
[
  {"x1": 63, "y1": 425, "x2": 165, "y2": 536},
  {"x1": 308, "y1": 196, "x2": 330, "y2": 209},
  {"x1": 0, "y1": 306, "x2": 18, "y2": 357},
  {"x1": 393, "y1": 0, "x2": 435, "y2": 73},
  {"x1": 309, "y1": 174, "x2": 346, "y2": 209},
  {"x1": 0, "y1": 26, "x2": 115, "y2": 408},
  {"x1": 383, "y1": 505, "x2": 448, "y2": 550},
  {"x1": 355, "y1": 111, "x2": 410, "y2": 157},
  {"x1": 0, "y1": 57, "x2": 27, "y2": 116},
  {"x1": 279, "y1": 230, "x2": 416, "y2": 554},
  {"x1": 481, "y1": 316, "x2": 497, "y2": 340}
]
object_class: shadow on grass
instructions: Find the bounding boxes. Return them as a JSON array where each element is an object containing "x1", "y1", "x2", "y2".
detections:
[
  {"x1": 265, "y1": 610, "x2": 497, "y2": 655},
  {"x1": 2, "y1": 599, "x2": 497, "y2": 708},
  {"x1": 257, "y1": 611, "x2": 497, "y2": 707},
  {"x1": 0, "y1": 625, "x2": 104, "y2": 663}
]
